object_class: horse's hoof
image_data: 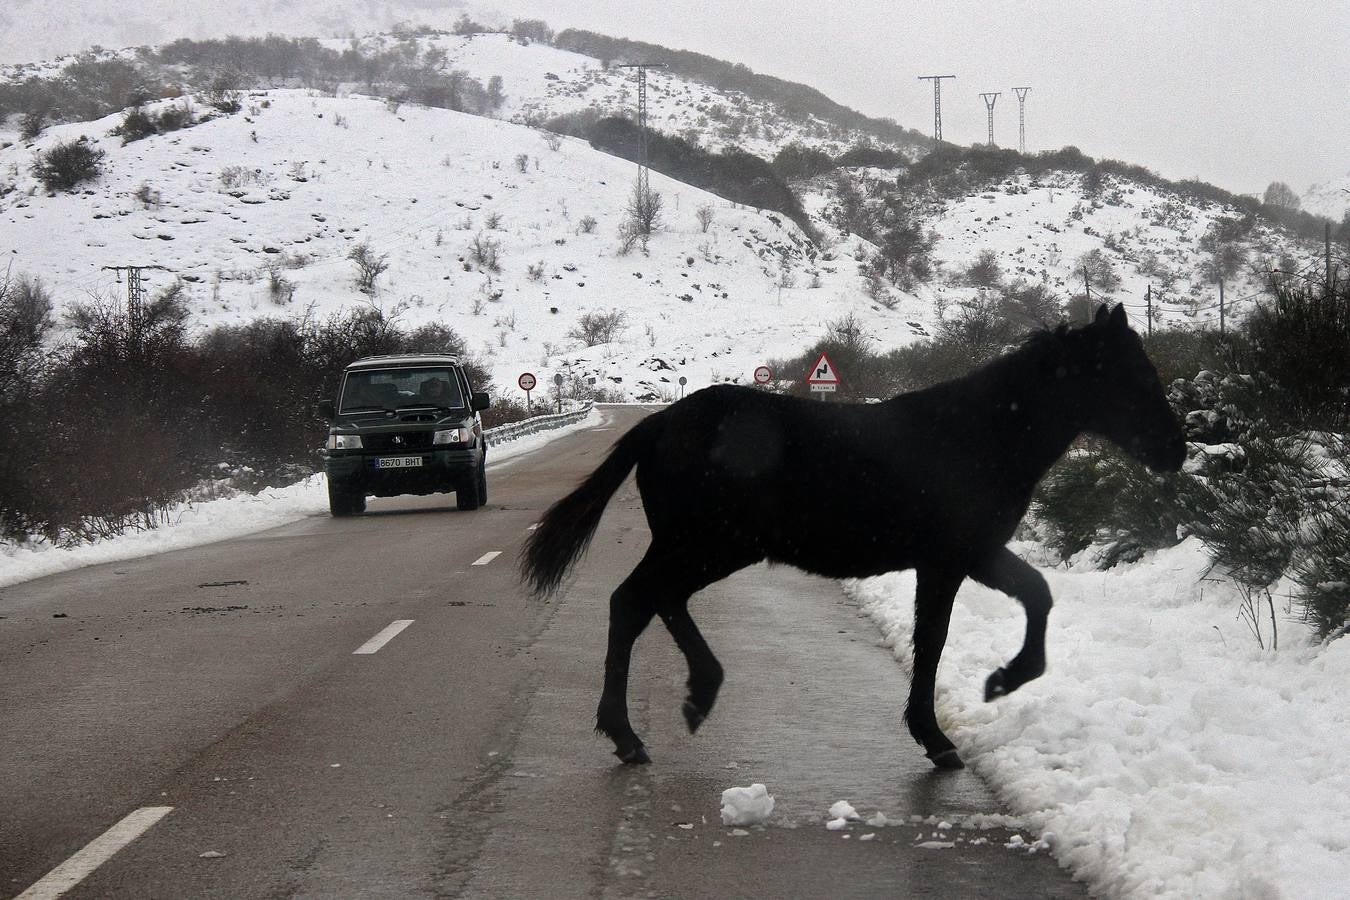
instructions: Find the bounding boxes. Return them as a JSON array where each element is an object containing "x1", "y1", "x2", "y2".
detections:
[
  {"x1": 615, "y1": 745, "x2": 651, "y2": 765},
  {"x1": 984, "y1": 668, "x2": 1009, "y2": 702},
  {"x1": 927, "y1": 748, "x2": 965, "y2": 769},
  {"x1": 682, "y1": 700, "x2": 708, "y2": 734}
]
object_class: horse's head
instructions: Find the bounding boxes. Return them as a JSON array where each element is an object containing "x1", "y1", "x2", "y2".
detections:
[{"x1": 1062, "y1": 304, "x2": 1186, "y2": 472}]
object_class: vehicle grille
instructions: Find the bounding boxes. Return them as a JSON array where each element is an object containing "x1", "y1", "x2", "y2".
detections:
[{"x1": 363, "y1": 431, "x2": 434, "y2": 452}]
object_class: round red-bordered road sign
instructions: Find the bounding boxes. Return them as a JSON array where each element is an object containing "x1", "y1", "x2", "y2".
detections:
[
  {"x1": 753, "y1": 365, "x2": 773, "y2": 384},
  {"x1": 518, "y1": 372, "x2": 537, "y2": 391}
]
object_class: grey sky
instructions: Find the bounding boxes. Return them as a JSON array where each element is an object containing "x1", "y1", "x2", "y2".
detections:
[{"x1": 500, "y1": 0, "x2": 1349, "y2": 197}]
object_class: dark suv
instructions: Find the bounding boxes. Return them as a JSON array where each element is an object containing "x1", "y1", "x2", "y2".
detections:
[{"x1": 319, "y1": 354, "x2": 491, "y2": 516}]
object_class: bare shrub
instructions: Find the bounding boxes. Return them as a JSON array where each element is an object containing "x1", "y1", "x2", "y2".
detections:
[
  {"x1": 266, "y1": 266, "x2": 295, "y2": 305},
  {"x1": 468, "y1": 233, "x2": 502, "y2": 273},
  {"x1": 617, "y1": 178, "x2": 663, "y2": 255},
  {"x1": 0, "y1": 271, "x2": 54, "y2": 395},
  {"x1": 964, "y1": 249, "x2": 1004, "y2": 289},
  {"x1": 696, "y1": 203, "x2": 714, "y2": 233},
  {"x1": 1076, "y1": 247, "x2": 1122, "y2": 294},
  {"x1": 484, "y1": 211, "x2": 503, "y2": 230},
  {"x1": 514, "y1": 153, "x2": 529, "y2": 173},
  {"x1": 219, "y1": 165, "x2": 266, "y2": 190},
  {"x1": 526, "y1": 261, "x2": 546, "y2": 282},
  {"x1": 348, "y1": 241, "x2": 389, "y2": 294},
  {"x1": 134, "y1": 182, "x2": 161, "y2": 208},
  {"x1": 568, "y1": 309, "x2": 628, "y2": 346},
  {"x1": 578, "y1": 215, "x2": 598, "y2": 234},
  {"x1": 31, "y1": 137, "x2": 105, "y2": 192}
]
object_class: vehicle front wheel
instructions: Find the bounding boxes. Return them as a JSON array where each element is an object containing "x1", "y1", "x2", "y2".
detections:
[
  {"x1": 456, "y1": 474, "x2": 482, "y2": 511},
  {"x1": 328, "y1": 480, "x2": 366, "y2": 517}
]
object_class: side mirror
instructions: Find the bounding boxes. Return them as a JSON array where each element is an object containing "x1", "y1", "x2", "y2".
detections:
[
  {"x1": 470, "y1": 391, "x2": 490, "y2": 412},
  {"x1": 317, "y1": 399, "x2": 336, "y2": 420}
]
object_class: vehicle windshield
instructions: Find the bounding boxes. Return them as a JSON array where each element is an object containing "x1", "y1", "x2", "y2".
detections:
[{"x1": 339, "y1": 367, "x2": 464, "y2": 412}]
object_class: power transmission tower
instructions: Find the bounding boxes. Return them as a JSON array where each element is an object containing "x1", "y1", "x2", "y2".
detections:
[
  {"x1": 102, "y1": 265, "x2": 168, "y2": 344},
  {"x1": 1012, "y1": 86, "x2": 1031, "y2": 153},
  {"x1": 917, "y1": 75, "x2": 956, "y2": 142},
  {"x1": 980, "y1": 92, "x2": 1000, "y2": 146},
  {"x1": 616, "y1": 62, "x2": 667, "y2": 192}
]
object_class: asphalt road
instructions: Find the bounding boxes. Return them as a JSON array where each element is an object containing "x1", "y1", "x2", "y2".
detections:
[{"x1": 0, "y1": 405, "x2": 1085, "y2": 899}]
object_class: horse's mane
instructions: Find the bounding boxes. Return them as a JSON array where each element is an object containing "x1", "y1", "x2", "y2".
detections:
[{"x1": 962, "y1": 323, "x2": 1071, "y2": 389}]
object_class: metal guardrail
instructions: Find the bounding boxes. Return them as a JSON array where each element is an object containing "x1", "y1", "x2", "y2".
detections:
[{"x1": 483, "y1": 402, "x2": 595, "y2": 445}]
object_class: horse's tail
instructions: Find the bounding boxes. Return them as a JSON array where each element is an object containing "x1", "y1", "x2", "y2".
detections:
[{"x1": 520, "y1": 411, "x2": 665, "y2": 597}]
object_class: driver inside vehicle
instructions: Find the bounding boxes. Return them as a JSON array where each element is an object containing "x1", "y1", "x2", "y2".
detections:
[{"x1": 419, "y1": 377, "x2": 452, "y2": 404}]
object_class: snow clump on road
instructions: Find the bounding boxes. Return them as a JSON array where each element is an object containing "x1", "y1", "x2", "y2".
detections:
[{"x1": 720, "y1": 783, "x2": 775, "y2": 826}]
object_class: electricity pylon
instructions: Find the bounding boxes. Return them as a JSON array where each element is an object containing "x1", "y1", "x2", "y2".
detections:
[{"x1": 917, "y1": 75, "x2": 956, "y2": 142}]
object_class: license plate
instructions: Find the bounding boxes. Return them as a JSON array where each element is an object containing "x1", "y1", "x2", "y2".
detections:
[{"x1": 374, "y1": 455, "x2": 423, "y2": 469}]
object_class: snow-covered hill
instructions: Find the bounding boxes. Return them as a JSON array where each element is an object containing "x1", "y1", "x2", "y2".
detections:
[
  {"x1": 0, "y1": 91, "x2": 921, "y2": 400},
  {"x1": 342, "y1": 31, "x2": 918, "y2": 161},
  {"x1": 0, "y1": 28, "x2": 1331, "y2": 402},
  {"x1": 0, "y1": 0, "x2": 476, "y2": 65},
  {"x1": 837, "y1": 169, "x2": 1313, "y2": 332},
  {"x1": 1302, "y1": 173, "x2": 1350, "y2": 223}
]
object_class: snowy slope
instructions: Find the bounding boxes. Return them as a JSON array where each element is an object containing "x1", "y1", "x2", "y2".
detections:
[
  {"x1": 0, "y1": 90, "x2": 923, "y2": 400},
  {"x1": 345, "y1": 31, "x2": 915, "y2": 160},
  {"x1": 805, "y1": 166, "x2": 1318, "y2": 333},
  {"x1": 1302, "y1": 173, "x2": 1350, "y2": 222},
  {"x1": 0, "y1": 0, "x2": 477, "y2": 65}
]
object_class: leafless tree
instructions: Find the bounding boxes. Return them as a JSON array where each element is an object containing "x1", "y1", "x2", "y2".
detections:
[{"x1": 348, "y1": 241, "x2": 389, "y2": 294}]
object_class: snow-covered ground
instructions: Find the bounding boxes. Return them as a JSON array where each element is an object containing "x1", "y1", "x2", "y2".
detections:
[
  {"x1": 1301, "y1": 173, "x2": 1350, "y2": 222},
  {"x1": 803, "y1": 166, "x2": 1317, "y2": 334},
  {"x1": 349, "y1": 31, "x2": 916, "y2": 161},
  {"x1": 0, "y1": 90, "x2": 919, "y2": 400},
  {"x1": 0, "y1": 0, "x2": 495, "y2": 65},
  {"x1": 0, "y1": 408, "x2": 598, "y2": 591},
  {"x1": 847, "y1": 538, "x2": 1347, "y2": 899}
]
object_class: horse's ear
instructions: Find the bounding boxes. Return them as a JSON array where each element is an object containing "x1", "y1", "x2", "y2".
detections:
[
  {"x1": 1109, "y1": 303, "x2": 1128, "y2": 330},
  {"x1": 1093, "y1": 304, "x2": 1111, "y2": 326}
]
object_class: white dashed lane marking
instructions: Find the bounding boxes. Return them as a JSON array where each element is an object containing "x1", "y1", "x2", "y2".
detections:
[
  {"x1": 17, "y1": 806, "x2": 174, "y2": 900},
  {"x1": 471, "y1": 551, "x2": 502, "y2": 566},
  {"x1": 352, "y1": 619, "x2": 414, "y2": 655}
]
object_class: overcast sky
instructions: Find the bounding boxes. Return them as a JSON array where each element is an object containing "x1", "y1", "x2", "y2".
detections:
[
  {"x1": 497, "y1": 0, "x2": 1349, "y2": 197},
  {"x1": 4, "y1": 1, "x2": 1344, "y2": 197}
]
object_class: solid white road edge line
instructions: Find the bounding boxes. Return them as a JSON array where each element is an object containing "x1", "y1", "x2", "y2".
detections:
[
  {"x1": 352, "y1": 619, "x2": 414, "y2": 655},
  {"x1": 471, "y1": 551, "x2": 502, "y2": 566},
  {"x1": 17, "y1": 806, "x2": 174, "y2": 900}
]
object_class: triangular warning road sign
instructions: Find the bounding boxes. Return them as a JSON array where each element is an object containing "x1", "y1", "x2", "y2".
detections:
[{"x1": 806, "y1": 352, "x2": 840, "y2": 384}]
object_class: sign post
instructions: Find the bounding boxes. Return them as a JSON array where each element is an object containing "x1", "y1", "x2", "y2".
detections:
[
  {"x1": 518, "y1": 372, "x2": 537, "y2": 413},
  {"x1": 806, "y1": 352, "x2": 839, "y2": 396},
  {"x1": 753, "y1": 365, "x2": 773, "y2": 386},
  {"x1": 678, "y1": 375, "x2": 687, "y2": 400},
  {"x1": 553, "y1": 373, "x2": 564, "y2": 415}
]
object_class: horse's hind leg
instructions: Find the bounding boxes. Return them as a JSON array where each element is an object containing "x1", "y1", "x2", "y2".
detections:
[
  {"x1": 905, "y1": 566, "x2": 966, "y2": 769},
  {"x1": 596, "y1": 555, "x2": 661, "y2": 764},
  {"x1": 970, "y1": 546, "x2": 1052, "y2": 702},
  {"x1": 658, "y1": 600, "x2": 723, "y2": 734}
]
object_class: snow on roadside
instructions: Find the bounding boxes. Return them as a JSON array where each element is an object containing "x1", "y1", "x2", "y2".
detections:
[
  {"x1": 0, "y1": 407, "x2": 601, "y2": 591},
  {"x1": 846, "y1": 538, "x2": 1350, "y2": 899}
]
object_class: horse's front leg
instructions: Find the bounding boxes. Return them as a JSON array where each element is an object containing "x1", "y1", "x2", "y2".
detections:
[
  {"x1": 970, "y1": 546, "x2": 1052, "y2": 701},
  {"x1": 905, "y1": 566, "x2": 966, "y2": 769}
]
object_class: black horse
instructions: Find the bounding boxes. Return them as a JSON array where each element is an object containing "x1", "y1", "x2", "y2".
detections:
[{"x1": 521, "y1": 305, "x2": 1185, "y2": 769}]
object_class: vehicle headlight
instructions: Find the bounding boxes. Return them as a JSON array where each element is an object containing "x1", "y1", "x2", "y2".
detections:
[
  {"x1": 327, "y1": 433, "x2": 363, "y2": 450},
  {"x1": 433, "y1": 428, "x2": 465, "y2": 445}
]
